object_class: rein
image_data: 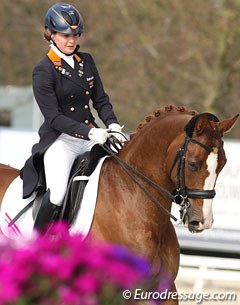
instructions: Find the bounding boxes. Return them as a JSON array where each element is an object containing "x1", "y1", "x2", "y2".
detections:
[
  {"x1": 101, "y1": 139, "x2": 178, "y2": 222},
  {"x1": 106, "y1": 115, "x2": 220, "y2": 223}
]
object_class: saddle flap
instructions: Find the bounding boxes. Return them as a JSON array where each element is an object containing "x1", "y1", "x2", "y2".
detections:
[{"x1": 60, "y1": 144, "x2": 108, "y2": 224}]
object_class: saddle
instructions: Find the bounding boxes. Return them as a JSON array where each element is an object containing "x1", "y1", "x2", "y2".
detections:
[
  {"x1": 5, "y1": 144, "x2": 109, "y2": 235},
  {"x1": 29, "y1": 144, "x2": 108, "y2": 228},
  {"x1": 60, "y1": 144, "x2": 108, "y2": 225},
  {"x1": 9, "y1": 138, "x2": 119, "y2": 231}
]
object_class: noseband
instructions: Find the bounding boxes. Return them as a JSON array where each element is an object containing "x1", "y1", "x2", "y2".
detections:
[{"x1": 170, "y1": 114, "x2": 220, "y2": 220}]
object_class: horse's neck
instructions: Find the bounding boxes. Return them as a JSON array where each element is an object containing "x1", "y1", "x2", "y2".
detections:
[
  {"x1": 108, "y1": 114, "x2": 189, "y2": 238},
  {"x1": 121, "y1": 114, "x2": 188, "y2": 179}
]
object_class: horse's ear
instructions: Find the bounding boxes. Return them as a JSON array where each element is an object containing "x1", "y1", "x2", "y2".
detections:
[
  {"x1": 194, "y1": 113, "x2": 209, "y2": 135},
  {"x1": 218, "y1": 114, "x2": 239, "y2": 134}
]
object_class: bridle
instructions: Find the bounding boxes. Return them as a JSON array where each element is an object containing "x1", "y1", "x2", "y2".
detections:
[
  {"x1": 168, "y1": 113, "x2": 220, "y2": 221},
  {"x1": 170, "y1": 135, "x2": 219, "y2": 221},
  {"x1": 104, "y1": 113, "x2": 221, "y2": 223}
]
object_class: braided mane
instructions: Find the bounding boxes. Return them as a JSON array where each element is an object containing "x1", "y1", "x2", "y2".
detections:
[{"x1": 129, "y1": 105, "x2": 198, "y2": 140}]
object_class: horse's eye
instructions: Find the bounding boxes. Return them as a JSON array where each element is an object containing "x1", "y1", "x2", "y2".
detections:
[{"x1": 187, "y1": 160, "x2": 199, "y2": 172}]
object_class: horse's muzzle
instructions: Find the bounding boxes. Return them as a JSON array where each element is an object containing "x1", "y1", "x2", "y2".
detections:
[{"x1": 182, "y1": 200, "x2": 214, "y2": 233}]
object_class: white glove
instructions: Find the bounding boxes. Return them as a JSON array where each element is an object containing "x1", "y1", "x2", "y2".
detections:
[
  {"x1": 88, "y1": 128, "x2": 109, "y2": 145},
  {"x1": 108, "y1": 123, "x2": 126, "y2": 144}
]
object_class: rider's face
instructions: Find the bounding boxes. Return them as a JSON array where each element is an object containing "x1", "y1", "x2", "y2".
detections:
[{"x1": 51, "y1": 32, "x2": 80, "y2": 54}]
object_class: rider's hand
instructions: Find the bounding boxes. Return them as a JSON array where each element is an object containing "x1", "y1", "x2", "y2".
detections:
[
  {"x1": 108, "y1": 123, "x2": 126, "y2": 144},
  {"x1": 88, "y1": 127, "x2": 109, "y2": 145}
]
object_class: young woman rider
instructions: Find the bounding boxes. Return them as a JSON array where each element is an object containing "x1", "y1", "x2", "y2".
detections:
[{"x1": 20, "y1": 2, "x2": 125, "y2": 231}]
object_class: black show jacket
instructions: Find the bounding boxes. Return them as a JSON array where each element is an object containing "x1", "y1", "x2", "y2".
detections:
[{"x1": 20, "y1": 50, "x2": 118, "y2": 198}]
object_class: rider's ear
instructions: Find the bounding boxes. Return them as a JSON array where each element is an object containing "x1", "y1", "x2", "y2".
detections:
[{"x1": 217, "y1": 114, "x2": 239, "y2": 134}]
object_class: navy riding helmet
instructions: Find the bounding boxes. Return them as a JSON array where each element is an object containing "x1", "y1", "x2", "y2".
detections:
[{"x1": 45, "y1": 2, "x2": 84, "y2": 35}]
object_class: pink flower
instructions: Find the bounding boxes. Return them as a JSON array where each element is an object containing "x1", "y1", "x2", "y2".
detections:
[
  {"x1": 0, "y1": 221, "x2": 151, "y2": 305},
  {"x1": 0, "y1": 276, "x2": 20, "y2": 303},
  {"x1": 74, "y1": 273, "x2": 100, "y2": 294}
]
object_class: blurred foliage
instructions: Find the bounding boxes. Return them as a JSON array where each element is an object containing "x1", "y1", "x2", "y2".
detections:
[{"x1": 0, "y1": 0, "x2": 239, "y2": 137}]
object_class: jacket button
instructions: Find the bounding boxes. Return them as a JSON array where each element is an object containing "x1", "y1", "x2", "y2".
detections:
[
  {"x1": 70, "y1": 95, "x2": 74, "y2": 98},
  {"x1": 85, "y1": 120, "x2": 89, "y2": 124},
  {"x1": 70, "y1": 107, "x2": 75, "y2": 112},
  {"x1": 85, "y1": 91, "x2": 90, "y2": 95},
  {"x1": 84, "y1": 105, "x2": 89, "y2": 109}
]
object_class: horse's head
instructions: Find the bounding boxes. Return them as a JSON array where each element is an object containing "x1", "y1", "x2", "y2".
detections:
[{"x1": 167, "y1": 112, "x2": 239, "y2": 233}]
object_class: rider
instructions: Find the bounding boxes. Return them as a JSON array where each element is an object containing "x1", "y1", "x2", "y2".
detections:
[{"x1": 20, "y1": 2, "x2": 125, "y2": 231}]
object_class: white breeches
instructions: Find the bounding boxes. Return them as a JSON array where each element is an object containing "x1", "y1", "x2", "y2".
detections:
[{"x1": 44, "y1": 133, "x2": 95, "y2": 206}]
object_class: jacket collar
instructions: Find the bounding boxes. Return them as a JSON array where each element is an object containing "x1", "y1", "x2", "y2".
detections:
[{"x1": 47, "y1": 49, "x2": 89, "y2": 90}]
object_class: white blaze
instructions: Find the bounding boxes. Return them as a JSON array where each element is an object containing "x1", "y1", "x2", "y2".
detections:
[{"x1": 199, "y1": 152, "x2": 218, "y2": 230}]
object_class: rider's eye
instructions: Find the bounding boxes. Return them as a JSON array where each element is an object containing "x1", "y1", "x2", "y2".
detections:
[{"x1": 187, "y1": 160, "x2": 199, "y2": 172}]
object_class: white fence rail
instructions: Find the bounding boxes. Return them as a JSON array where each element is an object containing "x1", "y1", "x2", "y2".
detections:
[{"x1": 178, "y1": 254, "x2": 240, "y2": 291}]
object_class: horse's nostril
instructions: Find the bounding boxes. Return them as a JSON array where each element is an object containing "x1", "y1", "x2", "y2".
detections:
[
  {"x1": 188, "y1": 220, "x2": 202, "y2": 233},
  {"x1": 190, "y1": 221, "x2": 200, "y2": 227}
]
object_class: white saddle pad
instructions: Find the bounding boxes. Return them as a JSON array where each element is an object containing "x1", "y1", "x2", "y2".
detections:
[{"x1": 0, "y1": 156, "x2": 108, "y2": 240}]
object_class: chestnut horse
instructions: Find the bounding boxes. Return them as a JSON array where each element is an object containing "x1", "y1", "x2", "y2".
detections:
[{"x1": 0, "y1": 105, "x2": 239, "y2": 305}]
